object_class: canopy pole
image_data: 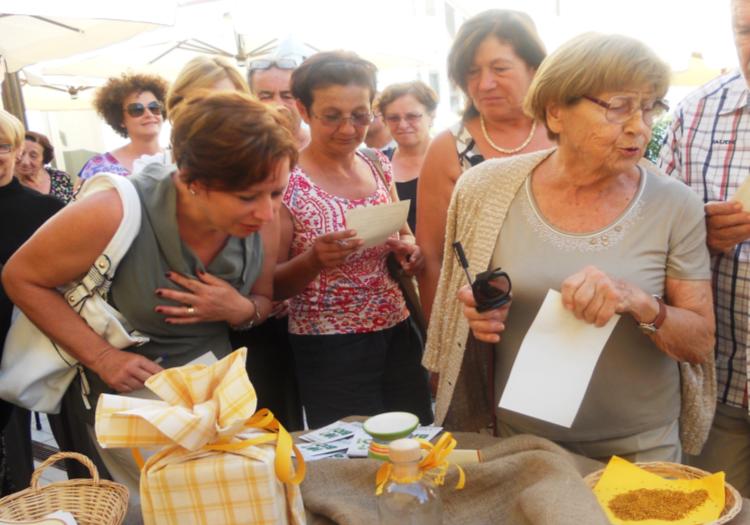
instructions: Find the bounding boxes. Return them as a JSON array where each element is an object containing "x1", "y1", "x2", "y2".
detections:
[{"x1": 2, "y1": 71, "x2": 28, "y2": 129}]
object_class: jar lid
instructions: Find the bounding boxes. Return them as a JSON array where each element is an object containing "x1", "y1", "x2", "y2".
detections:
[{"x1": 388, "y1": 438, "x2": 421, "y2": 463}]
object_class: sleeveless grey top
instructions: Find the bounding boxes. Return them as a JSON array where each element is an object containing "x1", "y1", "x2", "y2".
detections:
[{"x1": 109, "y1": 163, "x2": 263, "y2": 367}]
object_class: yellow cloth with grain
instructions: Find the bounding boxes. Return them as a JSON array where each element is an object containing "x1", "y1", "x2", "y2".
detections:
[
  {"x1": 95, "y1": 348, "x2": 305, "y2": 525},
  {"x1": 593, "y1": 456, "x2": 724, "y2": 525}
]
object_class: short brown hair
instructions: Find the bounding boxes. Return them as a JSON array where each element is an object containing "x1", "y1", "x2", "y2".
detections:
[
  {"x1": 524, "y1": 32, "x2": 670, "y2": 141},
  {"x1": 291, "y1": 50, "x2": 377, "y2": 111},
  {"x1": 170, "y1": 90, "x2": 298, "y2": 191},
  {"x1": 25, "y1": 131, "x2": 54, "y2": 164},
  {"x1": 378, "y1": 81, "x2": 439, "y2": 116},
  {"x1": 166, "y1": 56, "x2": 249, "y2": 115},
  {"x1": 448, "y1": 9, "x2": 546, "y2": 120},
  {"x1": 93, "y1": 73, "x2": 169, "y2": 138}
]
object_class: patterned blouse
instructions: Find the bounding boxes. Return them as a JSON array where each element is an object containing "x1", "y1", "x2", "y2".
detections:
[
  {"x1": 78, "y1": 152, "x2": 129, "y2": 180},
  {"x1": 449, "y1": 121, "x2": 485, "y2": 171},
  {"x1": 47, "y1": 168, "x2": 74, "y2": 203},
  {"x1": 283, "y1": 150, "x2": 408, "y2": 335}
]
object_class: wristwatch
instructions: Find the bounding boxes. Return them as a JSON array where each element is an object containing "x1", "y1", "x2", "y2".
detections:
[
  {"x1": 231, "y1": 297, "x2": 262, "y2": 331},
  {"x1": 638, "y1": 295, "x2": 667, "y2": 334}
]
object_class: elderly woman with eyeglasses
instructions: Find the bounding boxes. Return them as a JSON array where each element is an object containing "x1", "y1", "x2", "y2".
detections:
[
  {"x1": 15, "y1": 131, "x2": 74, "y2": 203},
  {"x1": 274, "y1": 50, "x2": 433, "y2": 428},
  {"x1": 78, "y1": 73, "x2": 169, "y2": 180},
  {"x1": 378, "y1": 81, "x2": 438, "y2": 234},
  {"x1": 426, "y1": 33, "x2": 716, "y2": 462}
]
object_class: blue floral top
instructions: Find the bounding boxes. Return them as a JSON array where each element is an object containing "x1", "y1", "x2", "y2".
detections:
[{"x1": 78, "y1": 152, "x2": 129, "y2": 180}]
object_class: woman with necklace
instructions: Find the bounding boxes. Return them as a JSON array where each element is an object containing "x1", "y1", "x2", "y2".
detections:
[
  {"x1": 379, "y1": 81, "x2": 438, "y2": 234},
  {"x1": 416, "y1": 9, "x2": 553, "y2": 322}
]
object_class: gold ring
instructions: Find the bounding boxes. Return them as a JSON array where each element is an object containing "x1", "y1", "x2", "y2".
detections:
[{"x1": 186, "y1": 306, "x2": 195, "y2": 315}]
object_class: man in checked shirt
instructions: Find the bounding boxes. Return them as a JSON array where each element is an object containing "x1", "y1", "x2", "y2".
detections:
[{"x1": 658, "y1": 0, "x2": 750, "y2": 497}]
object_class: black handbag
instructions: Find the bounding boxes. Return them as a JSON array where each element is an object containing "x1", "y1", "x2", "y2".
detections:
[{"x1": 361, "y1": 148, "x2": 427, "y2": 342}]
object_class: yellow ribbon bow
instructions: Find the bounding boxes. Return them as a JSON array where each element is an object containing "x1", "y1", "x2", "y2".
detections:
[
  {"x1": 97, "y1": 348, "x2": 305, "y2": 485},
  {"x1": 375, "y1": 432, "x2": 466, "y2": 495}
]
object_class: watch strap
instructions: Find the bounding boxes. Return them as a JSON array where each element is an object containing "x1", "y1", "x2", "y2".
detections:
[{"x1": 638, "y1": 295, "x2": 666, "y2": 333}]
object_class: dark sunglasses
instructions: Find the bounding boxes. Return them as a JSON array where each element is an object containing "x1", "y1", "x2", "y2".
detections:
[
  {"x1": 453, "y1": 241, "x2": 512, "y2": 312},
  {"x1": 247, "y1": 58, "x2": 298, "y2": 72},
  {"x1": 124, "y1": 100, "x2": 163, "y2": 118}
]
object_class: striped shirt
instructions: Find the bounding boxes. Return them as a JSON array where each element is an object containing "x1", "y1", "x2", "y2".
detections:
[{"x1": 658, "y1": 71, "x2": 750, "y2": 414}]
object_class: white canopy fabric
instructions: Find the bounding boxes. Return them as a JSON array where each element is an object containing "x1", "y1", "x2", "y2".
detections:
[{"x1": 0, "y1": 1, "x2": 177, "y2": 73}]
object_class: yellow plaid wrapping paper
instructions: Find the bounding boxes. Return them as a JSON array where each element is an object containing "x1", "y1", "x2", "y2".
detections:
[{"x1": 95, "y1": 348, "x2": 306, "y2": 525}]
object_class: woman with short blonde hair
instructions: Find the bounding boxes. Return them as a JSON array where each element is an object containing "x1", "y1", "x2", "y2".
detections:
[
  {"x1": 166, "y1": 55, "x2": 249, "y2": 115},
  {"x1": 427, "y1": 33, "x2": 715, "y2": 461}
]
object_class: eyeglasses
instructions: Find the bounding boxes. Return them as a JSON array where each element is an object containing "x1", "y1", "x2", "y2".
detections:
[
  {"x1": 124, "y1": 100, "x2": 163, "y2": 118},
  {"x1": 311, "y1": 111, "x2": 373, "y2": 128},
  {"x1": 581, "y1": 95, "x2": 669, "y2": 126},
  {"x1": 0, "y1": 144, "x2": 12, "y2": 155},
  {"x1": 384, "y1": 112, "x2": 424, "y2": 125},
  {"x1": 248, "y1": 58, "x2": 298, "y2": 72}
]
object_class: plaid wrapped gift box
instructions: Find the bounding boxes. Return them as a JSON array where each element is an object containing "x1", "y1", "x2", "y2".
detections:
[{"x1": 95, "y1": 348, "x2": 306, "y2": 525}]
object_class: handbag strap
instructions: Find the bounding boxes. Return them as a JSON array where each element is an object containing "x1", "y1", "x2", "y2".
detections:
[
  {"x1": 360, "y1": 148, "x2": 390, "y2": 191},
  {"x1": 64, "y1": 174, "x2": 142, "y2": 307}
]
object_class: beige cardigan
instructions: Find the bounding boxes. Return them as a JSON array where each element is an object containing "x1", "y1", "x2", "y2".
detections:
[{"x1": 422, "y1": 149, "x2": 716, "y2": 456}]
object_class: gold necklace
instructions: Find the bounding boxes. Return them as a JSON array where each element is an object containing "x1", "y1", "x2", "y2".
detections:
[{"x1": 480, "y1": 115, "x2": 537, "y2": 154}]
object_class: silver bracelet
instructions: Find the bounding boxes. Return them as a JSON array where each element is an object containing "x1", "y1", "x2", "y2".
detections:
[{"x1": 231, "y1": 297, "x2": 262, "y2": 331}]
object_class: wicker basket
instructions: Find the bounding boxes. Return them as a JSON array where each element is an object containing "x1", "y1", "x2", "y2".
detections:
[
  {"x1": 0, "y1": 452, "x2": 128, "y2": 525},
  {"x1": 584, "y1": 461, "x2": 742, "y2": 525}
]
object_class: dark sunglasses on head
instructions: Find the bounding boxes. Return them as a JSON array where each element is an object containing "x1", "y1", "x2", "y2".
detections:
[
  {"x1": 247, "y1": 58, "x2": 298, "y2": 72},
  {"x1": 124, "y1": 100, "x2": 163, "y2": 118}
]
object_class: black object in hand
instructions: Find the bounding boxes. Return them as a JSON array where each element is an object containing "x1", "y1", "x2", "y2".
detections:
[{"x1": 452, "y1": 241, "x2": 512, "y2": 312}]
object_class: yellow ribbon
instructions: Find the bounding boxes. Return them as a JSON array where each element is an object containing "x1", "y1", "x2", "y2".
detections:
[
  {"x1": 375, "y1": 432, "x2": 466, "y2": 495},
  {"x1": 132, "y1": 408, "x2": 305, "y2": 485}
]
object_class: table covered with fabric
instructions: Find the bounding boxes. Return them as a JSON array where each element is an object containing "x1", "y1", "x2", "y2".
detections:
[{"x1": 298, "y1": 431, "x2": 749, "y2": 525}]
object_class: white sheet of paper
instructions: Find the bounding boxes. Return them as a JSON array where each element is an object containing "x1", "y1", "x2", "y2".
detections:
[
  {"x1": 127, "y1": 351, "x2": 218, "y2": 400},
  {"x1": 731, "y1": 173, "x2": 750, "y2": 211},
  {"x1": 344, "y1": 200, "x2": 410, "y2": 249},
  {"x1": 498, "y1": 289, "x2": 620, "y2": 428}
]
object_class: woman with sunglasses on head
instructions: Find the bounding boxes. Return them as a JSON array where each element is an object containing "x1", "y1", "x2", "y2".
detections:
[
  {"x1": 426, "y1": 33, "x2": 715, "y2": 462},
  {"x1": 417, "y1": 10, "x2": 553, "y2": 323},
  {"x1": 378, "y1": 81, "x2": 438, "y2": 234},
  {"x1": 15, "y1": 131, "x2": 74, "y2": 203},
  {"x1": 78, "y1": 73, "x2": 169, "y2": 180},
  {"x1": 274, "y1": 51, "x2": 433, "y2": 428}
]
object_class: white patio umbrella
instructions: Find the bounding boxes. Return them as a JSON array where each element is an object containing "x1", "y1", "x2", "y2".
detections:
[
  {"x1": 37, "y1": 0, "x2": 436, "y2": 83},
  {"x1": 0, "y1": 1, "x2": 178, "y2": 74}
]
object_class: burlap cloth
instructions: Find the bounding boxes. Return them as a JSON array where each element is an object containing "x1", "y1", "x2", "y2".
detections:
[{"x1": 298, "y1": 431, "x2": 750, "y2": 525}]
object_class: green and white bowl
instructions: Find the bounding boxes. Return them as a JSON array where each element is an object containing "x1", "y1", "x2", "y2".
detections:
[{"x1": 363, "y1": 412, "x2": 419, "y2": 461}]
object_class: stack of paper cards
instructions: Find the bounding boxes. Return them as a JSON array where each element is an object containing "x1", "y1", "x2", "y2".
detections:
[
  {"x1": 298, "y1": 421, "x2": 360, "y2": 461},
  {"x1": 298, "y1": 421, "x2": 444, "y2": 461}
]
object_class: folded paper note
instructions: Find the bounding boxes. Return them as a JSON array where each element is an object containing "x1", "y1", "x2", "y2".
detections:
[{"x1": 345, "y1": 200, "x2": 410, "y2": 249}]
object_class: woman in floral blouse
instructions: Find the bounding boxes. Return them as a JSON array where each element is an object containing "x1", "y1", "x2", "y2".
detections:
[
  {"x1": 275, "y1": 51, "x2": 433, "y2": 428},
  {"x1": 15, "y1": 131, "x2": 74, "y2": 203}
]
